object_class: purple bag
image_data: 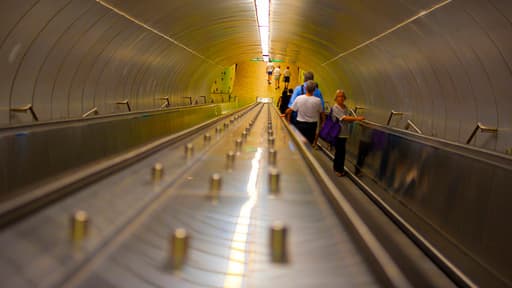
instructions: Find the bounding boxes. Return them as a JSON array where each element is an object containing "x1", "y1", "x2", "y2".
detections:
[{"x1": 319, "y1": 110, "x2": 341, "y2": 145}]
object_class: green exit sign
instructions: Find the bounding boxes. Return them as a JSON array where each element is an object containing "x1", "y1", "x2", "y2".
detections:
[{"x1": 250, "y1": 57, "x2": 284, "y2": 63}]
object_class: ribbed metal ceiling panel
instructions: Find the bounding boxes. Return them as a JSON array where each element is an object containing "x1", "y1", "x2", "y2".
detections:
[{"x1": 0, "y1": 0, "x2": 511, "y2": 153}]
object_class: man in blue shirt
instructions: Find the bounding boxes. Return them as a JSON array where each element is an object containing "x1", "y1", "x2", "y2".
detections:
[{"x1": 288, "y1": 71, "x2": 324, "y2": 123}]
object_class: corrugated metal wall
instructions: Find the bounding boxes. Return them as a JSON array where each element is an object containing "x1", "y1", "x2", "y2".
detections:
[
  {"x1": 320, "y1": 1, "x2": 512, "y2": 153},
  {"x1": 0, "y1": 0, "x2": 224, "y2": 125},
  {"x1": 0, "y1": 0, "x2": 511, "y2": 154}
]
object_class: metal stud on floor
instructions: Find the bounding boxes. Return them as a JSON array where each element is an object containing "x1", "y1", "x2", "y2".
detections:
[
  {"x1": 185, "y1": 143, "x2": 194, "y2": 158},
  {"x1": 270, "y1": 221, "x2": 288, "y2": 263},
  {"x1": 268, "y1": 149, "x2": 277, "y2": 166},
  {"x1": 70, "y1": 210, "x2": 89, "y2": 242},
  {"x1": 209, "y1": 173, "x2": 222, "y2": 200},
  {"x1": 268, "y1": 136, "x2": 275, "y2": 147},
  {"x1": 170, "y1": 228, "x2": 189, "y2": 269},
  {"x1": 224, "y1": 122, "x2": 229, "y2": 129},
  {"x1": 216, "y1": 126, "x2": 223, "y2": 134},
  {"x1": 204, "y1": 133, "x2": 211, "y2": 143},
  {"x1": 242, "y1": 131, "x2": 248, "y2": 141},
  {"x1": 152, "y1": 163, "x2": 164, "y2": 181},
  {"x1": 235, "y1": 138, "x2": 243, "y2": 153},
  {"x1": 226, "y1": 151, "x2": 235, "y2": 170},
  {"x1": 268, "y1": 167, "x2": 280, "y2": 194}
]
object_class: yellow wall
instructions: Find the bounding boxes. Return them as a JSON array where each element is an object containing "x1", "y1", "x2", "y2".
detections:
[
  {"x1": 209, "y1": 65, "x2": 236, "y2": 104},
  {"x1": 231, "y1": 62, "x2": 300, "y2": 107}
]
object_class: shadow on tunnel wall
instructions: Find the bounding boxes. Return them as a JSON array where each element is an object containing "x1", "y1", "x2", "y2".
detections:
[{"x1": 345, "y1": 121, "x2": 512, "y2": 287}]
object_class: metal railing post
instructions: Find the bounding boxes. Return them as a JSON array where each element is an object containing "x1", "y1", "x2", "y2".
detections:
[
  {"x1": 183, "y1": 96, "x2": 192, "y2": 105},
  {"x1": 466, "y1": 122, "x2": 498, "y2": 144},
  {"x1": 10, "y1": 104, "x2": 39, "y2": 122},
  {"x1": 404, "y1": 120, "x2": 422, "y2": 134},
  {"x1": 160, "y1": 97, "x2": 170, "y2": 108},
  {"x1": 116, "y1": 100, "x2": 131, "y2": 112},
  {"x1": 82, "y1": 107, "x2": 99, "y2": 118},
  {"x1": 354, "y1": 106, "x2": 366, "y2": 115},
  {"x1": 386, "y1": 110, "x2": 404, "y2": 126}
]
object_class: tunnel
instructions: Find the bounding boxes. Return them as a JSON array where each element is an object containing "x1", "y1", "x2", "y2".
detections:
[{"x1": 0, "y1": 1, "x2": 511, "y2": 287}]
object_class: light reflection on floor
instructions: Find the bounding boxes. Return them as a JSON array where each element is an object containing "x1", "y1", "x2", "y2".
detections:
[{"x1": 223, "y1": 147, "x2": 262, "y2": 287}]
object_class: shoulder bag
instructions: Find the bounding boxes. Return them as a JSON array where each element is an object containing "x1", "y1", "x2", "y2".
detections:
[{"x1": 319, "y1": 109, "x2": 341, "y2": 145}]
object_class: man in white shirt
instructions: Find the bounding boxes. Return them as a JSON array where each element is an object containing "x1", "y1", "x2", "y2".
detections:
[
  {"x1": 273, "y1": 65, "x2": 281, "y2": 89},
  {"x1": 266, "y1": 62, "x2": 274, "y2": 85},
  {"x1": 283, "y1": 66, "x2": 291, "y2": 89},
  {"x1": 286, "y1": 80, "x2": 325, "y2": 145}
]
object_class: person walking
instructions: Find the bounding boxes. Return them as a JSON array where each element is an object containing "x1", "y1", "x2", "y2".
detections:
[
  {"x1": 283, "y1": 66, "x2": 291, "y2": 89},
  {"x1": 285, "y1": 80, "x2": 325, "y2": 145},
  {"x1": 266, "y1": 62, "x2": 274, "y2": 85},
  {"x1": 273, "y1": 65, "x2": 281, "y2": 89},
  {"x1": 288, "y1": 71, "x2": 324, "y2": 124},
  {"x1": 277, "y1": 88, "x2": 292, "y2": 115},
  {"x1": 330, "y1": 90, "x2": 364, "y2": 176}
]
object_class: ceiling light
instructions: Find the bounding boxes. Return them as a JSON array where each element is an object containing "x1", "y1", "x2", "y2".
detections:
[{"x1": 254, "y1": 0, "x2": 270, "y2": 60}]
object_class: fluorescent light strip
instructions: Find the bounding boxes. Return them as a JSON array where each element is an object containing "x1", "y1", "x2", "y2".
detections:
[
  {"x1": 256, "y1": 0, "x2": 269, "y2": 27},
  {"x1": 260, "y1": 26, "x2": 269, "y2": 55},
  {"x1": 96, "y1": 0, "x2": 221, "y2": 67},
  {"x1": 255, "y1": 0, "x2": 270, "y2": 59},
  {"x1": 322, "y1": 0, "x2": 452, "y2": 65}
]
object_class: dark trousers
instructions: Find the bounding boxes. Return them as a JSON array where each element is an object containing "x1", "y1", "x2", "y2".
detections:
[
  {"x1": 290, "y1": 111, "x2": 298, "y2": 124},
  {"x1": 333, "y1": 137, "x2": 347, "y2": 173},
  {"x1": 295, "y1": 120, "x2": 318, "y2": 145}
]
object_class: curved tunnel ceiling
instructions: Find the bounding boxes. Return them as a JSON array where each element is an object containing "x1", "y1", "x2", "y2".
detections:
[{"x1": 0, "y1": 0, "x2": 511, "y2": 154}]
